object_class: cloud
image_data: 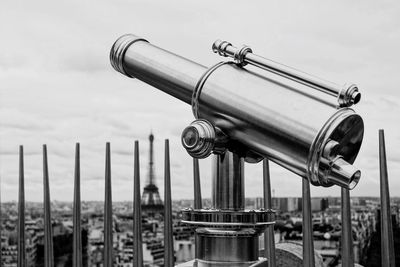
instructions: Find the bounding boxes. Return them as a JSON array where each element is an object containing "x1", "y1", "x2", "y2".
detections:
[{"x1": 0, "y1": 0, "x2": 399, "y2": 201}]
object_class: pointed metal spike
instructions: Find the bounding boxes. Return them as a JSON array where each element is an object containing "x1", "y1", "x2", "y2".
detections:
[
  {"x1": 262, "y1": 159, "x2": 275, "y2": 267},
  {"x1": 379, "y1": 130, "x2": 396, "y2": 267},
  {"x1": 104, "y1": 142, "x2": 113, "y2": 267},
  {"x1": 164, "y1": 139, "x2": 174, "y2": 267},
  {"x1": 148, "y1": 133, "x2": 156, "y2": 186},
  {"x1": 43, "y1": 145, "x2": 54, "y2": 267},
  {"x1": 0, "y1": 164, "x2": 2, "y2": 266},
  {"x1": 193, "y1": 158, "x2": 202, "y2": 209},
  {"x1": 341, "y1": 187, "x2": 354, "y2": 267},
  {"x1": 302, "y1": 178, "x2": 315, "y2": 267},
  {"x1": 73, "y1": 143, "x2": 83, "y2": 267},
  {"x1": 18, "y1": 146, "x2": 26, "y2": 267},
  {"x1": 133, "y1": 141, "x2": 143, "y2": 267}
]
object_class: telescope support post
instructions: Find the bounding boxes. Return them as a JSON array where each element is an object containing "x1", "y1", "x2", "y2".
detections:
[
  {"x1": 212, "y1": 152, "x2": 244, "y2": 211},
  {"x1": 182, "y1": 151, "x2": 272, "y2": 267}
]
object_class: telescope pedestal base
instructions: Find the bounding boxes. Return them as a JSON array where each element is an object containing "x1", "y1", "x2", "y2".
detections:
[
  {"x1": 176, "y1": 259, "x2": 268, "y2": 267},
  {"x1": 181, "y1": 208, "x2": 274, "y2": 266}
]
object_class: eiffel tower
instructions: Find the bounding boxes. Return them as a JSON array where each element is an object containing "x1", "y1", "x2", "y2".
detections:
[{"x1": 141, "y1": 132, "x2": 164, "y2": 217}]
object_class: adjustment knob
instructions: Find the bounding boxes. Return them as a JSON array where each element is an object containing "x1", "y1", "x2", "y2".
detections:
[{"x1": 181, "y1": 120, "x2": 217, "y2": 158}]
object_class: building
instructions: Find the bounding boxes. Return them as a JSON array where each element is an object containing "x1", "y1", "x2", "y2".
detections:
[{"x1": 141, "y1": 133, "x2": 164, "y2": 218}]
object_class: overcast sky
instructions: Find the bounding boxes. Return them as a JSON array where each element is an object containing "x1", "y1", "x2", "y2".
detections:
[{"x1": 0, "y1": 0, "x2": 399, "y2": 202}]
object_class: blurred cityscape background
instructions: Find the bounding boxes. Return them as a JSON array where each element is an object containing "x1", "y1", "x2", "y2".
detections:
[
  {"x1": 1, "y1": 194, "x2": 400, "y2": 266},
  {"x1": 1, "y1": 133, "x2": 399, "y2": 267}
]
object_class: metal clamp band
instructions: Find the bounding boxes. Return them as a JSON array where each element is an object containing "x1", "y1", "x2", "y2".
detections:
[
  {"x1": 192, "y1": 62, "x2": 230, "y2": 118},
  {"x1": 109, "y1": 34, "x2": 148, "y2": 78},
  {"x1": 233, "y1": 45, "x2": 252, "y2": 66}
]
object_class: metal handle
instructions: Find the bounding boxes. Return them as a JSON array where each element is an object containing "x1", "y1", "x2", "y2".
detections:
[{"x1": 212, "y1": 40, "x2": 361, "y2": 108}]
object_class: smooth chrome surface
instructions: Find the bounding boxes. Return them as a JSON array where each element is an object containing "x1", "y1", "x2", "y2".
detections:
[
  {"x1": 110, "y1": 34, "x2": 148, "y2": 77},
  {"x1": 212, "y1": 152, "x2": 244, "y2": 210},
  {"x1": 133, "y1": 141, "x2": 143, "y2": 267},
  {"x1": 326, "y1": 157, "x2": 361, "y2": 190},
  {"x1": 110, "y1": 35, "x2": 364, "y2": 189},
  {"x1": 18, "y1": 146, "x2": 26, "y2": 267},
  {"x1": 182, "y1": 151, "x2": 274, "y2": 266},
  {"x1": 182, "y1": 119, "x2": 228, "y2": 158},
  {"x1": 302, "y1": 178, "x2": 315, "y2": 267},
  {"x1": 182, "y1": 209, "x2": 274, "y2": 227},
  {"x1": 193, "y1": 158, "x2": 202, "y2": 209},
  {"x1": 212, "y1": 40, "x2": 361, "y2": 108},
  {"x1": 104, "y1": 143, "x2": 113, "y2": 267},
  {"x1": 43, "y1": 145, "x2": 54, "y2": 267},
  {"x1": 378, "y1": 130, "x2": 396, "y2": 267},
  {"x1": 110, "y1": 34, "x2": 207, "y2": 104},
  {"x1": 182, "y1": 120, "x2": 216, "y2": 158},
  {"x1": 341, "y1": 188, "x2": 354, "y2": 267},
  {"x1": 263, "y1": 160, "x2": 276, "y2": 267},
  {"x1": 164, "y1": 140, "x2": 175, "y2": 267},
  {"x1": 196, "y1": 228, "x2": 259, "y2": 263},
  {"x1": 198, "y1": 63, "x2": 363, "y2": 189},
  {"x1": 73, "y1": 143, "x2": 83, "y2": 267}
]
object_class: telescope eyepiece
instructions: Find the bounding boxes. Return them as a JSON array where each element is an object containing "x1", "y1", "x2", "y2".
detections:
[
  {"x1": 338, "y1": 84, "x2": 361, "y2": 107},
  {"x1": 181, "y1": 120, "x2": 216, "y2": 159},
  {"x1": 182, "y1": 126, "x2": 200, "y2": 149},
  {"x1": 326, "y1": 157, "x2": 361, "y2": 189},
  {"x1": 181, "y1": 120, "x2": 228, "y2": 158}
]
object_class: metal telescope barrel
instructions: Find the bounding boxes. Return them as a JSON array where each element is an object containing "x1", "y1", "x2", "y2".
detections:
[{"x1": 110, "y1": 34, "x2": 364, "y2": 189}]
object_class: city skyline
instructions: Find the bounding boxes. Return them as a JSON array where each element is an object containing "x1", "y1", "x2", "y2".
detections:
[{"x1": 1, "y1": 0, "x2": 400, "y2": 201}]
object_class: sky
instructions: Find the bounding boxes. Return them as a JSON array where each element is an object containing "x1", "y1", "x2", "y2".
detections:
[{"x1": 0, "y1": 0, "x2": 399, "y2": 202}]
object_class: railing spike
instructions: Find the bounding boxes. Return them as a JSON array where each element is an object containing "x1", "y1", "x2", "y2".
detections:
[
  {"x1": 302, "y1": 178, "x2": 315, "y2": 267},
  {"x1": 104, "y1": 142, "x2": 113, "y2": 267},
  {"x1": 193, "y1": 158, "x2": 202, "y2": 209},
  {"x1": 0, "y1": 165, "x2": 2, "y2": 266},
  {"x1": 0, "y1": 163, "x2": 2, "y2": 266},
  {"x1": 341, "y1": 188, "x2": 354, "y2": 267},
  {"x1": 263, "y1": 159, "x2": 276, "y2": 267},
  {"x1": 73, "y1": 143, "x2": 82, "y2": 267},
  {"x1": 379, "y1": 129, "x2": 396, "y2": 267},
  {"x1": 18, "y1": 146, "x2": 26, "y2": 267},
  {"x1": 43, "y1": 145, "x2": 54, "y2": 267},
  {"x1": 133, "y1": 141, "x2": 143, "y2": 266},
  {"x1": 164, "y1": 139, "x2": 174, "y2": 267}
]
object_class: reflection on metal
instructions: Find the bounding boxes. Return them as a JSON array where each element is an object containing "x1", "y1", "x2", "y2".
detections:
[
  {"x1": 104, "y1": 143, "x2": 113, "y2": 267},
  {"x1": 110, "y1": 34, "x2": 367, "y2": 267},
  {"x1": 110, "y1": 34, "x2": 364, "y2": 190},
  {"x1": 263, "y1": 159, "x2": 275, "y2": 267},
  {"x1": 133, "y1": 141, "x2": 143, "y2": 267},
  {"x1": 302, "y1": 178, "x2": 315, "y2": 267},
  {"x1": 212, "y1": 40, "x2": 361, "y2": 108},
  {"x1": 18, "y1": 146, "x2": 26, "y2": 267},
  {"x1": 193, "y1": 158, "x2": 202, "y2": 209},
  {"x1": 43, "y1": 145, "x2": 54, "y2": 267},
  {"x1": 73, "y1": 143, "x2": 83, "y2": 267},
  {"x1": 212, "y1": 152, "x2": 244, "y2": 210},
  {"x1": 341, "y1": 188, "x2": 354, "y2": 267},
  {"x1": 182, "y1": 151, "x2": 274, "y2": 266},
  {"x1": 379, "y1": 130, "x2": 396, "y2": 267},
  {"x1": 181, "y1": 120, "x2": 227, "y2": 158},
  {"x1": 164, "y1": 140, "x2": 174, "y2": 267}
]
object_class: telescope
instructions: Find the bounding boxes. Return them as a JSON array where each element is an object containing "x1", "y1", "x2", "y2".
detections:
[
  {"x1": 110, "y1": 34, "x2": 363, "y2": 190},
  {"x1": 110, "y1": 34, "x2": 364, "y2": 266}
]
